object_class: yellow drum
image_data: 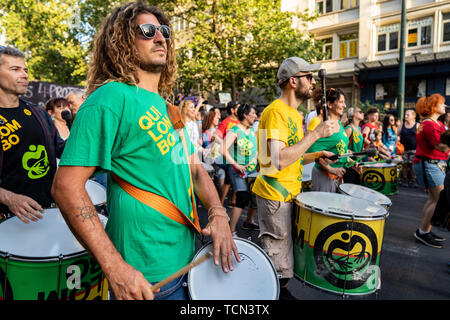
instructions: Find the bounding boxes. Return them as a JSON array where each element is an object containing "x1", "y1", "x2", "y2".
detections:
[
  {"x1": 361, "y1": 163, "x2": 398, "y2": 195},
  {"x1": 293, "y1": 192, "x2": 388, "y2": 296}
]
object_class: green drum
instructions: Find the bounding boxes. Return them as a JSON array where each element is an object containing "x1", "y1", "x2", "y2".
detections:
[
  {"x1": 0, "y1": 208, "x2": 109, "y2": 300},
  {"x1": 293, "y1": 192, "x2": 388, "y2": 296},
  {"x1": 361, "y1": 163, "x2": 399, "y2": 195}
]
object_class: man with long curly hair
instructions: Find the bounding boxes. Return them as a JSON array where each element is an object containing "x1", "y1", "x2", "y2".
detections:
[{"x1": 52, "y1": 1, "x2": 239, "y2": 300}]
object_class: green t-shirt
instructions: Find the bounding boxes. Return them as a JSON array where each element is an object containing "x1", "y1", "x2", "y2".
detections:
[
  {"x1": 59, "y1": 82, "x2": 195, "y2": 282},
  {"x1": 228, "y1": 125, "x2": 258, "y2": 173},
  {"x1": 308, "y1": 121, "x2": 349, "y2": 169},
  {"x1": 345, "y1": 125, "x2": 364, "y2": 153}
]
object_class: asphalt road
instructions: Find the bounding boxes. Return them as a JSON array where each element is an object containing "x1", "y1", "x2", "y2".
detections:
[{"x1": 196, "y1": 184, "x2": 450, "y2": 300}]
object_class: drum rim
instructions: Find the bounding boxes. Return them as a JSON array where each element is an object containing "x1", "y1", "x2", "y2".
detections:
[
  {"x1": 362, "y1": 163, "x2": 396, "y2": 168},
  {"x1": 0, "y1": 249, "x2": 87, "y2": 262},
  {"x1": 0, "y1": 211, "x2": 108, "y2": 261},
  {"x1": 295, "y1": 192, "x2": 389, "y2": 220},
  {"x1": 187, "y1": 237, "x2": 280, "y2": 300},
  {"x1": 338, "y1": 183, "x2": 393, "y2": 207}
]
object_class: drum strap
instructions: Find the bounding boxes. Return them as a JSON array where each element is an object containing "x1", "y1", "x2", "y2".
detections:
[
  {"x1": 111, "y1": 172, "x2": 202, "y2": 234},
  {"x1": 260, "y1": 175, "x2": 291, "y2": 201}
]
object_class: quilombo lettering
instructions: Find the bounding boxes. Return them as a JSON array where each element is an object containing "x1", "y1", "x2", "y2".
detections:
[
  {"x1": 139, "y1": 106, "x2": 175, "y2": 156},
  {"x1": 2, "y1": 134, "x2": 20, "y2": 151}
]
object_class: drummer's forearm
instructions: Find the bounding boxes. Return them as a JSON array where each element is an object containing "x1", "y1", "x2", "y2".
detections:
[
  {"x1": 276, "y1": 131, "x2": 321, "y2": 169},
  {"x1": 192, "y1": 158, "x2": 222, "y2": 209},
  {"x1": 52, "y1": 167, "x2": 126, "y2": 275},
  {"x1": 0, "y1": 187, "x2": 13, "y2": 206}
]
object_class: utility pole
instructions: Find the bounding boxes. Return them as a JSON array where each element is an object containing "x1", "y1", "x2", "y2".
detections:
[{"x1": 397, "y1": 0, "x2": 407, "y2": 122}]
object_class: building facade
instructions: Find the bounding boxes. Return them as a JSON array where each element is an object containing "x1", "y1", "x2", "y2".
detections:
[{"x1": 287, "y1": 0, "x2": 450, "y2": 112}]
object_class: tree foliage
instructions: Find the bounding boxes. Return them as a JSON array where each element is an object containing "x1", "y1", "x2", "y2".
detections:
[
  {"x1": 0, "y1": 0, "x2": 323, "y2": 98},
  {"x1": 174, "y1": 0, "x2": 323, "y2": 103},
  {"x1": 0, "y1": 0, "x2": 91, "y2": 84}
]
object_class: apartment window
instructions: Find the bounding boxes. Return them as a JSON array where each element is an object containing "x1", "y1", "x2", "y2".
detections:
[
  {"x1": 316, "y1": 0, "x2": 332, "y2": 15},
  {"x1": 443, "y1": 13, "x2": 450, "y2": 42},
  {"x1": 339, "y1": 33, "x2": 358, "y2": 58},
  {"x1": 377, "y1": 24, "x2": 400, "y2": 52},
  {"x1": 341, "y1": 0, "x2": 359, "y2": 10},
  {"x1": 321, "y1": 38, "x2": 333, "y2": 60},
  {"x1": 407, "y1": 17, "x2": 432, "y2": 47}
]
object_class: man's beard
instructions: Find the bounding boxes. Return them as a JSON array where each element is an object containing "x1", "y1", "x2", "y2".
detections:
[
  {"x1": 294, "y1": 85, "x2": 312, "y2": 101},
  {"x1": 139, "y1": 60, "x2": 166, "y2": 73}
]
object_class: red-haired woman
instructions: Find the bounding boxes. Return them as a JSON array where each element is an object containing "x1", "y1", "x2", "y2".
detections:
[{"x1": 412, "y1": 94, "x2": 449, "y2": 248}]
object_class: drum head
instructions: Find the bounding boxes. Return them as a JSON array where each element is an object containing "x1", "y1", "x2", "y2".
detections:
[
  {"x1": 85, "y1": 180, "x2": 107, "y2": 206},
  {"x1": 188, "y1": 238, "x2": 279, "y2": 300},
  {"x1": 363, "y1": 163, "x2": 396, "y2": 168},
  {"x1": 0, "y1": 208, "x2": 108, "y2": 259},
  {"x1": 295, "y1": 192, "x2": 387, "y2": 220},
  {"x1": 338, "y1": 183, "x2": 392, "y2": 208},
  {"x1": 302, "y1": 162, "x2": 314, "y2": 182}
]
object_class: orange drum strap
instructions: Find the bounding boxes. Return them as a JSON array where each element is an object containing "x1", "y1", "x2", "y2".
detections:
[{"x1": 111, "y1": 173, "x2": 202, "y2": 234}]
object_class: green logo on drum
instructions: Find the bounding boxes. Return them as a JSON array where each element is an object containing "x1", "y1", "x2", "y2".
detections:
[
  {"x1": 313, "y1": 222, "x2": 379, "y2": 290},
  {"x1": 362, "y1": 170, "x2": 385, "y2": 192}
]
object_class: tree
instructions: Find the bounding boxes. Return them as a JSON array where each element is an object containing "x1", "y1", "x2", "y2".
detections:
[
  {"x1": 0, "y1": 0, "x2": 92, "y2": 84},
  {"x1": 174, "y1": 0, "x2": 324, "y2": 103},
  {"x1": 0, "y1": 0, "x2": 179, "y2": 85}
]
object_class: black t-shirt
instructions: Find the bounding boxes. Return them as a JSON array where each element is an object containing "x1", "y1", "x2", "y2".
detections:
[{"x1": 0, "y1": 100, "x2": 54, "y2": 214}]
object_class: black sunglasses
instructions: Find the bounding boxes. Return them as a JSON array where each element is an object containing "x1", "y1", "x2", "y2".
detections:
[
  {"x1": 291, "y1": 74, "x2": 314, "y2": 82},
  {"x1": 136, "y1": 24, "x2": 171, "y2": 40}
]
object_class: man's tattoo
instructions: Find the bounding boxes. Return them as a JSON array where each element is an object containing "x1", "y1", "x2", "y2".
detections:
[{"x1": 76, "y1": 198, "x2": 97, "y2": 227}]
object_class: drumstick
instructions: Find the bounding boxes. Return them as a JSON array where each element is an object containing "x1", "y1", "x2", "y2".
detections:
[
  {"x1": 327, "y1": 148, "x2": 377, "y2": 161},
  {"x1": 152, "y1": 251, "x2": 213, "y2": 292}
]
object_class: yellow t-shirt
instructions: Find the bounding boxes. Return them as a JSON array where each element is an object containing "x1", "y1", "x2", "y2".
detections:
[
  {"x1": 252, "y1": 99, "x2": 304, "y2": 202},
  {"x1": 307, "y1": 116, "x2": 322, "y2": 131}
]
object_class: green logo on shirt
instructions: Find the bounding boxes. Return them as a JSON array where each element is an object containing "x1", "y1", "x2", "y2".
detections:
[
  {"x1": 22, "y1": 145, "x2": 50, "y2": 179},
  {"x1": 287, "y1": 118, "x2": 299, "y2": 146}
]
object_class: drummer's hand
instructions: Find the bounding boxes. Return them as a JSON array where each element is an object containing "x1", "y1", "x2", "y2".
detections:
[
  {"x1": 4, "y1": 191, "x2": 44, "y2": 223},
  {"x1": 233, "y1": 163, "x2": 247, "y2": 174},
  {"x1": 320, "y1": 151, "x2": 337, "y2": 164},
  {"x1": 107, "y1": 262, "x2": 159, "y2": 300},
  {"x1": 315, "y1": 119, "x2": 340, "y2": 139},
  {"x1": 352, "y1": 163, "x2": 363, "y2": 174},
  {"x1": 331, "y1": 167, "x2": 346, "y2": 177},
  {"x1": 202, "y1": 208, "x2": 240, "y2": 273}
]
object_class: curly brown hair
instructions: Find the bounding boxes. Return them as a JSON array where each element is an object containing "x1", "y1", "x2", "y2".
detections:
[{"x1": 86, "y1": 1, "x2": 176, "y2": 98}]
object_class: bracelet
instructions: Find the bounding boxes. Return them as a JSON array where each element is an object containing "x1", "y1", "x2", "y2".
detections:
[
  {"x1": 208, "y1": 212, "x2": 230, "y2": 222},
  {"x1": 207, "y1": 205, "x2": 226, "y2": 215},
  {"x1": 207, "y1": 205, "x2": 229, "y2": 222}
]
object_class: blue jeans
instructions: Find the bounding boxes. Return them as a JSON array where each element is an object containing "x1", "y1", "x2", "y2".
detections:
[
  {"x1": 152, "y1": 275, "x2": 189, "y2": 300},
  {"x1": 109, "y1": 274, "x2": 189, "y2": 300},
  {"x1": 413, "y1": 160, "x2": 446, "y2": 188}
]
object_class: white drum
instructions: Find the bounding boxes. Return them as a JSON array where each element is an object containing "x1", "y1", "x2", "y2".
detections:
[
  {"x1": 338, "y1": 183, "x2": 392, "y2": 210},
  {"x1": 0, "y1": 208, "x2": 108, "y2": 300},
  {"x1": 188, "y1": 238, "x2": 279, "y2": 300}
]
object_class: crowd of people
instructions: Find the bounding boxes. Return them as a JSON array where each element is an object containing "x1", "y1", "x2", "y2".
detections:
[{"x1": 0, "y1": 0, "x2": 449, "y2": 301}]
